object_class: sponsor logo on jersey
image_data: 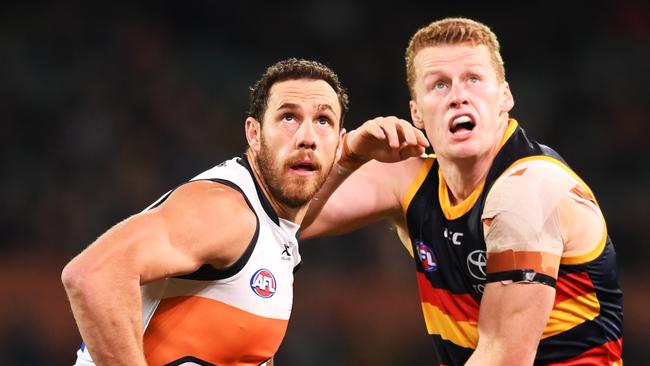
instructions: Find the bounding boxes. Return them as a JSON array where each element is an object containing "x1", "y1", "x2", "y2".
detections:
[
  {"x1": 467, "y1": 250, "x2": 487, "y2": 280},
  {"x1": 443, "y1": 228, "x2": 464, "y2": 246},
  {"x1": 250, "y1": 268, "x2": 277, "y2": 298},
  {"x1": 416, "y1": 240, "x2": 438, "y2": 272},
  {"x1": 281, "y1": 243, "x2": 292, "y2": 261}
]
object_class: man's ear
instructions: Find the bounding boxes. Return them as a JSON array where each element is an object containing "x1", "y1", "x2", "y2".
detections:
[
  {"x1": 409, "y1": 100, "x2": 424, "y2": 129},
  {"x1": 501, "y1": 81, "x2": 515, "y2": 113},
  {"x1": 335, "y1": 128, "x2": 347, "y2": 162},
  {"x1": 245, "y1": 117, "x2": 261, "y2": 151}
]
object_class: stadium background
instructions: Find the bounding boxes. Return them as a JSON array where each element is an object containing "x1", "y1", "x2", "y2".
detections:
[{"x1": 1, "y1": 1, "x2": 648, "y2": 364}]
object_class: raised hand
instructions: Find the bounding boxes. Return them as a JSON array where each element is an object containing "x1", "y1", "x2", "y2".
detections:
[{"x1": 340, "y1": 116, "x2": 429, "y2": 169}]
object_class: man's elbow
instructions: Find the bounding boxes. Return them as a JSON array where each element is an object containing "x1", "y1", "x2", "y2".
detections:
[
  {"x1": 61, "y1": 257, "x2": 85, "y2": 292},
  {"x1": 61, "y1": 254, "x2": 99, "y2": 295}
]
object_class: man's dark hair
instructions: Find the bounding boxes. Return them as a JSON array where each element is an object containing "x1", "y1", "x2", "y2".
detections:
[{"x1": 248, "y1": 58, "x2": 349, "y2": 127}]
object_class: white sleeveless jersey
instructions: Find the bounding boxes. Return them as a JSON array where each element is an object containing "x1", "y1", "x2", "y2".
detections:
[{"x1": 74, "y1": 156, "x2": 301, "y2": 366}]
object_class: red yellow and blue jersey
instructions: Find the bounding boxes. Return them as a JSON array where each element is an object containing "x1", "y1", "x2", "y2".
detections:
[{"x1": 400, "y1": 120, "x2": 623, "y2": 365}]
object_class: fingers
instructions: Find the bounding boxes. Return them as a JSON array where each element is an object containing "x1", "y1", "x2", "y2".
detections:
[
  {"x1": 399, "y1": 145, "x2": 427, "y2": 159},
  {"x1": 414, "y1": 128, "x2": 430, "y2": 148},
  {"x1": 371, "y1": 116, "x2": 429, "y2": 149},
  {"x1": 349, "y1": 116, "x2": 430, "y2": 163},
  {"x1": 378, "y1": 117, "x2": 401, "y2": 148}
]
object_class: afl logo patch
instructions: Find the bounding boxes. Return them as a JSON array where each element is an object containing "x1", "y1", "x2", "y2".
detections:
[
  {"x1": 416, "y1": 241, "x2": 438, "y2": 272},
  {"x1": 250, "y1": 268, "x2": 277, "y2": 298}
]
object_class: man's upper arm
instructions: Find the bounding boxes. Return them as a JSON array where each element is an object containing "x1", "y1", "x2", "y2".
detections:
[
  {"x1": 68, "y1": 180, "x2": 257, "y2": 284},
  {"x1": 469, "y1": 162, "x2": 573, "y2": 365}
]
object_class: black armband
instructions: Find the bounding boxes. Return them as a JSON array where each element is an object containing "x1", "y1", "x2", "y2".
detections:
[{"x1": 486, "y1": 269, "x2": 556, "y2": 288}]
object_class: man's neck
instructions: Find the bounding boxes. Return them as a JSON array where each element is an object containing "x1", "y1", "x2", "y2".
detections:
[
  {"x1": 437, "y1": 156, "x2": 492, "y2": 205},
  {"x1": 437, "y1": 119, "x2": 509, "y2": 205},
  {"x1": 245, "y1": 153, "x2": 307, "y2": 224}
]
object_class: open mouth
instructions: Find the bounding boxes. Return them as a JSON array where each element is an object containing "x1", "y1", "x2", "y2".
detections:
[
  {"x1": 290, "y1": 161, "x2": 317, "y2": 173},
  {"x1": 450, "y1": 115, "x2": 476, "y2": 134}
]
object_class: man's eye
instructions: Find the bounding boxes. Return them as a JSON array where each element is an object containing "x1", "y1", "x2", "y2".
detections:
[
  {"x1": 468, "y1": 76, "x2": 479, "y2": 83},
  {"x1": 317, "y1": 117, "x2": 330, "y2": 126},
  {"x1": 283, "y1": 114, "x2": 295, "y2": 121},
  {"x1": 434, "y1": 81, "x2": 447, "y2": 89}
]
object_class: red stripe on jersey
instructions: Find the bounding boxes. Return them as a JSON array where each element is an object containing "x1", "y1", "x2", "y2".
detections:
[
  {"x1": 417, "y1": 272, "x2": 480, "y2": 322},
  {"x1": 554, "y1": 272, "x2": 595, "y2": 305},
  {"x1": 546, "y1": 338, "x2": 623, "y2": 365}
]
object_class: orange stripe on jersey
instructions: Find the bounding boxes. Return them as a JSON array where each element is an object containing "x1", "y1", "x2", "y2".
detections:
[
  {"x1": 487, "y1": 250, "x2": 560, "y2": 278},
  {"x1": 417, "y1": 273, "x2": 480, "y2": 322},
  {"x1": 144, "y1": 296, "x2": 288, "y2": 366},
  {"x1": 545, "y1": 338, "x2": 622, "y2": 365}
]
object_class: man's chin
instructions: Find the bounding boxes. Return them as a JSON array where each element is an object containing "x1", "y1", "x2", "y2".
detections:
[{"x1": 279, "y1": 184, "x2": 320, "y2": 208}]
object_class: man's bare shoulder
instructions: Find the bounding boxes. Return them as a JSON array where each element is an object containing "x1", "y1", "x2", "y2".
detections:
[
  {"x1": 161, "y1": 180, "x2": 251, "y2": 211},
  {"x1": 153, "y1": 180, "x2": 257, "y2": 267}
]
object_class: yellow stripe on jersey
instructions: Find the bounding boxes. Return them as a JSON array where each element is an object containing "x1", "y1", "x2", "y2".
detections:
[
  {"x1": 420, "y1": 301, "x2": 479, "y2": 349},
  {"x1": 398, "y1": 157, "x2": 435, "y2": 257},
  {"x1": 402, "y1": 157, "x2": 435, "y2": 215},
  {"x1": 542, "y1": 291, "x2": 600, "y2": 339},
  {"x1": 561, "y1": 223, "x2": 608, "y2": 265},
  {"x1": 438, "y1": 172, "x2": 485, "y2": 220},
  {"x1": 395, "y1": 222, "x2": 415, "y2": 257},
  {"x1": 500, "y1": 118, "x2": 519, "y2": 150}
]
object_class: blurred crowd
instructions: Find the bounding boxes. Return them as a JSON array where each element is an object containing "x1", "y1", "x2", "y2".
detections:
[{"x1": 1, "y1": 1, "x2": 648, "y2": 365}]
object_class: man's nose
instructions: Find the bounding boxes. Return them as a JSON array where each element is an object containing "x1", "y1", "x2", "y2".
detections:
[
  {"x1": 296, "y1": 120, "x2": 316, "y2": 150},
  {"x1": 449, "y1": 83, "x2": 469, "y2": 108}
]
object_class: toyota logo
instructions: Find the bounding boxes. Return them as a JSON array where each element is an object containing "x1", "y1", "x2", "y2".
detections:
[{"x1": 467, "y1": 250, "x2": 487, "y2": 280}]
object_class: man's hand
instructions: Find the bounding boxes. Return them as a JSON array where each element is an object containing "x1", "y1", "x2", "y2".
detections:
[{"x1": 340, "y1": 116, "x2": 429, "y2": 170}]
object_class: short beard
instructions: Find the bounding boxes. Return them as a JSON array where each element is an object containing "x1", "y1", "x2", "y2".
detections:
[{"x1": 256, "y1": 137, "x2": 333, "y2": 209}]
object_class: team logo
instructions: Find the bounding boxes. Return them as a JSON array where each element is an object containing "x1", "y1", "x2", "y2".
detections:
[
  {"x1": 250, "y1": 268, "x2": 277, "y2": 298},
  {"x1": 416, "y1": 241, "x2": 438, "y2": 272},
  {"x1": 467, "y1": 250, "x2": 487, "y2": 280}
]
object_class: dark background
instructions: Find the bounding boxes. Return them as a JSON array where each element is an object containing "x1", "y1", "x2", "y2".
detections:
[{"x1": 1, "y1": 1, "x2": 648, "y2": 365}]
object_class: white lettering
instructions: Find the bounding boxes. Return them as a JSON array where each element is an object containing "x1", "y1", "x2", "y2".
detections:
[{"x1": 443, "y1": 228, "x2": 464, "y2": 246}]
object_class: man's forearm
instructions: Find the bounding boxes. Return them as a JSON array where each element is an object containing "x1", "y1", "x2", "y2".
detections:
[
  {"x1": 301, "y1": 161, "x2": 354, "y2": 233},
  {"x1": 301, "y1": 130, "x2": 366, "y2": 232},
  {"x1": 64, "y1": 272, "x2": 147, "y2": 366}
]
